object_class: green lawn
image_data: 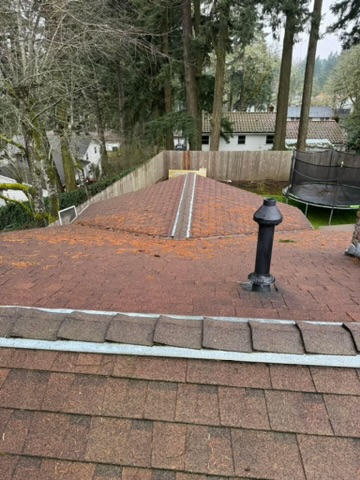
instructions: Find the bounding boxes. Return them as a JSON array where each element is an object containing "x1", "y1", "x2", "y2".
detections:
[
  {"x1": 233, "y1": 182, "x2": 357, "y2": 228},
  {"x1": 266, "y1": 194, "x2": 357, "y2": 228}
]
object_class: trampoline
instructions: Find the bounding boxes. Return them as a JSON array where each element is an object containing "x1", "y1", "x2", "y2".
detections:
[{"x1": 283, "y1": 150, "x2": 360, "y2": 224}]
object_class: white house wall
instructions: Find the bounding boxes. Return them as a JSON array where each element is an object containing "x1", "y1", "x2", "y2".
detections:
[
  {"x1": 202, "y1": 134, "x2": 273, "y2": 152},
  {"x1": 105, "y1": 142, "x2": 121, "y2": 152},
  {"x1": 84, "y1": 140, "x2": 102, "y2": 165}
]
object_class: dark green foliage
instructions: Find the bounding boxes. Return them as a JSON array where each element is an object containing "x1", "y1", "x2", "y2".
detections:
[
  {"x1": 345, "y1": 108, "x2": 360, "y2": 153},
  {"x1": 219, "y1": 117, "x2": 234, "y2": 143},
  {"x1": 57, "y1": 189, "x2": 89, "y2": 210},
  {"x1": 58, "y1": 168, "x2": 133, "y2": 210},
  {"x1": 329, "y1": 0, "x2": 360, "y2": 48},
  {"x1": 0, "y1": 168, "x2": 133, "y2": 231},
  {"x1": 0, "y1": 202, "x2": 37, "y2": 231},
  {"x1": 313, "y1": 53, "x2": 339, "y2": 95},
  {"x1": 145, "y1": 112, "x2": 196, "y2": 148},
  {"x1": 291, "y1": 53, "x2": 339, "y2": 101}
]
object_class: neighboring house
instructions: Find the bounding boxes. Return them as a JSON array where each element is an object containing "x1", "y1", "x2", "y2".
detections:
[
  {"x1": 287, "y1": 106, "x2": 334, "y2": 121},
  {"x1": 47, "y1": 134, "x2": 102, "y2": 184},
  {"x1": 0, "y1": 174, "x2": 48, "y2": 207},
  {"x1": 2, "y1": 133, "x2": 102, "y2": 186},
  {"x1": 90, "y1": 130, "x2": 121, "y2": 152},
  {"x1": 201, "y1": 112, "x2": 346, "y2": 152}
]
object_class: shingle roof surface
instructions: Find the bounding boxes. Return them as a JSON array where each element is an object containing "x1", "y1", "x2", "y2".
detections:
[
  {"x1": 0, "y1": 175, "x2": 359, "y2": 479},
  {"x1": 1, "y1": 342, "x2": 360, "y2": 479},
  {"x1": 1, "y1": 308, "x2": 360, "y2": 359},
  {"x1": 77, "y1": 175, "x2": 312, "y2": 237},
  {"x1": 202, "y1": 112, "x2": 346, "y2": 144}
]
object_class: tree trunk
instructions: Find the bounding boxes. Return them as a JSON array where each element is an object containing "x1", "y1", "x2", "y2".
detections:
[
  {"x1": 162, "y1": 8, "x2": 174, "y2": 151},
  {"x1": 193, "y1": 0, "x2": 203, "y2": 150},
  {"x1": 182, "y1": 0, "x2": 201, "y2": 150},
  {"x1": 22, "y1": 124, "x2": 46, "y2": 220},
  {"x1": 38, "y1": 125, "x2": 60, "y2": 219},
  {"x1": 297, "y1": 0, "x2": 323, "y2": 151},
  {"x1": 42, "y1": 158, "x2": 59, "y2": 220},
  {"x1": 116, "y1": 62, "x2": 126, "y2": 145},
  {"x1": 210, "y1": 0, "x2": 229, "y2": 151},
  {"x1": 60, "y1": 136, "x2": 77, "y2": 191},
  {"x1": 95, "y1": 92, "x2": 109, "y2": 172},
  {"x1": 57, "y1": 100, "x2": 77, "y2": 191},
  {"x1": 273, "y1": 14, "x2": 295, "y2": 151}
]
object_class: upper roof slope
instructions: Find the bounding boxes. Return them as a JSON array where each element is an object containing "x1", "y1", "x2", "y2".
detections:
[{"x1": 77, "y1": 175, "x2": 312, "y2": 237}]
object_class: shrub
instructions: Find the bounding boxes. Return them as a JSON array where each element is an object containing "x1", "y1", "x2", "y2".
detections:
[
  {"x1": 0, "y1": 201, "x2": 36, "y2": 231},
  {"x1": 0, "y1": 167, "x2": 134, "y2": 231}
]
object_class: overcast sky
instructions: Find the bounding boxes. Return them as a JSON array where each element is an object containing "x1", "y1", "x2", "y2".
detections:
[{"x1": 268, "y1": 0, "x2": 343, "y2": 61}]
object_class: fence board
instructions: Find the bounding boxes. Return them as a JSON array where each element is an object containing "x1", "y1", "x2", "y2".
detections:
[{"x1": 164, "y1": 150, "x2": 292, "y2": 181}]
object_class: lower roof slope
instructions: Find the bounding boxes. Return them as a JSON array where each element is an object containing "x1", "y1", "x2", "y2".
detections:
[
  {"x1": 1, "y1": 339, "x2": 360, "y2": 480},
  {"x1": 0, "y1": 175, "x2": 359, "y2": 479}
]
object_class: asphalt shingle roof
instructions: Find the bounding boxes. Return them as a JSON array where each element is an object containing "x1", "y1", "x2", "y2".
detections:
[
  {"x1": 1, "y1": 307, "x2": 360, "y2": 361},
  {"x1": 202, "y1": 112, "x2": 346, "y2": 144},
  {"x1": 0, "y1": 174, "x2": 359, "y2": 479}
]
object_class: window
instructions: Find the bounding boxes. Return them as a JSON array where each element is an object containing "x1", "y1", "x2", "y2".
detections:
[
  {"x1": 238, "y1": 135, "x2": 246, "y2": 145},
  {"x1": 202, "y1": 135, "x2": 209, "y2": 145},
  {"x1": 266, "y1": 135, "x2": 274, "y2": 144}
]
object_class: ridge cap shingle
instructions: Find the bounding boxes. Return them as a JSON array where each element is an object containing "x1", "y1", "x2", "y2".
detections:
[{"x1": 1, "y1": 307, "x2": 360, "y2": 365}]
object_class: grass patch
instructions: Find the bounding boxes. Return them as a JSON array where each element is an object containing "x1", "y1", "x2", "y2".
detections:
[
  {"x1": 234, "y1": 184, "x2": 357, "y2": 229},
  {"x1": 277, "y1": 196, "x2": 357, "y2": 228}
]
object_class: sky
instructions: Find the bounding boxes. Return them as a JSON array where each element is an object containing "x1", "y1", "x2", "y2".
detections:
[{"x1": 268, "y1": 0, "x2": 343, "y2": 61}]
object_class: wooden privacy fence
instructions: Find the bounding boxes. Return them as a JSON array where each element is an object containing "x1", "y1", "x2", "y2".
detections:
[
  {"x1": 51, "y1": 150, "x2": 293, "y2": 226},
  {"x1": 163, "y1": 150, "x2": 293, "y2": 182}
]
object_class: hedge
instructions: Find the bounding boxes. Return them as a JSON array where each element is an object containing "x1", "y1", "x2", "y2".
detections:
[
  {"x1": 0, "y1": 168, "x2": 134, "y2": 232},
  {"x1": 0, "y1": 201, "x2": 37, "y2": 231}
]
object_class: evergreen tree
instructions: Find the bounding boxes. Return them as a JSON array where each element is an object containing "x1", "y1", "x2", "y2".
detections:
[
  {"x1": 297, "y1": 0, "x2": 323, "y2": 152},
  {"x1": 329, "y1": 1, "x2": 360, "y2": 49}
]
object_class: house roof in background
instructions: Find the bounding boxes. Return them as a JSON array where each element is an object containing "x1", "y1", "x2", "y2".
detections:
[
  {"x1": 47, "y1": 134, "x2": 100, "y2": 159},
  {"x1": 203, "y1": 112, "x2": 277, "y2": 134},
  {"x1": 0, "y1": 166, "x2": 17, "y2": 181},
  {"x1": 89, "y1": 130, "x2": 121, "y2": 143},
  {"x1": 0, "y1": 174, "x2": 18, "y2": 184},
  {"x1": 288, "y1": 106, "x2": 334, "y2": 118},
  {"x1": 202, "y1": 112, "x2": 346, "y2": 144},
  {"x1": 286, "y1": 121, "x2": 346, "y2": 145}
]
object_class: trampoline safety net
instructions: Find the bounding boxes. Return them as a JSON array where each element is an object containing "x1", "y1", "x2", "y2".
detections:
[{"x1": 286, "y1": 150, "x2": 360, "y2": 208}]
